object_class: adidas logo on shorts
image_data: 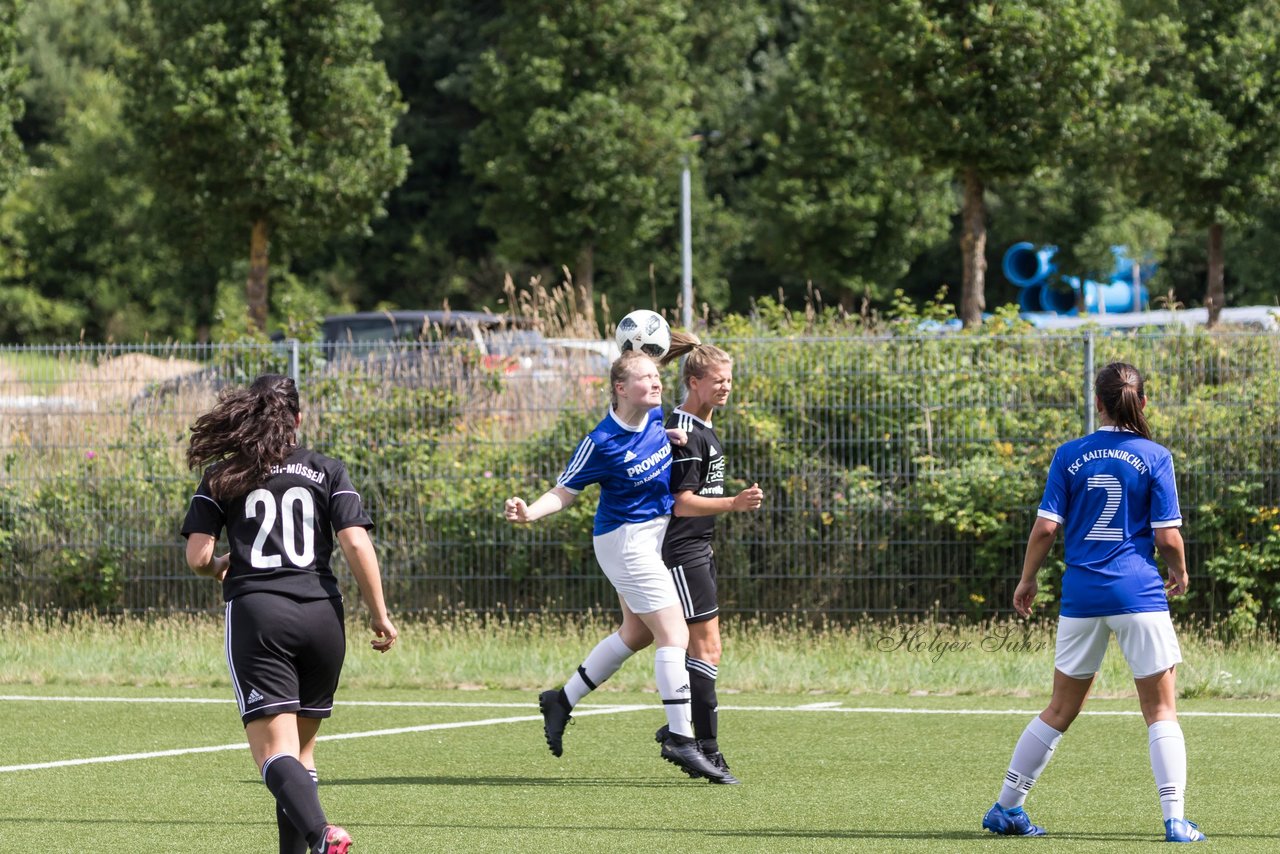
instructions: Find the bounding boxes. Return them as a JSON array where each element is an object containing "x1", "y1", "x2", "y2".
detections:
[{"x1": 246, "y1": 689, "x2": 264, "y2": 705}]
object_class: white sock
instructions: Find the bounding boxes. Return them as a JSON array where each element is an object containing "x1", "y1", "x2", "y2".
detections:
[
  {"x1": 998, "y1": 717, "x2": 1063, "y2": 809},
  {"x1": 654, "y1": 646, "x2": 693, "y2": 738},
  {"x1": 564, "y1": 632, "x2": 636, "y2": 708},
  {"x1": 1148, "y1": 720, "x2": 1187, "y2": 821}
]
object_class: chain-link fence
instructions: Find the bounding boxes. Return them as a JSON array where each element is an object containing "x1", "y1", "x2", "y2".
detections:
[{"x1": 2, "y1": 330, "x2": 1276, "y2": 620}]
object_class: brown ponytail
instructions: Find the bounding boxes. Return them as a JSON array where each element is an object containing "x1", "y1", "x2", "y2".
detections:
[
  {"x1": 1095, "y1": 362, "x2": 1151, "y2": 439},
  {"x1": 660, "y1": 330, "x2": 703, "y2": 366},
  {"x1": 659, "y1": 331, "x2": 733, "y2": 389}
]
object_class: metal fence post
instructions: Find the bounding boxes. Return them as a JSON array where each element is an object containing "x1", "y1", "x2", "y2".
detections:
[
  {"x1": 1083, "y1": 329, "x2": 1096, "y2": 433},
  {"x1": 288, "y1": 338, "x2": 300, "y2": 385}
]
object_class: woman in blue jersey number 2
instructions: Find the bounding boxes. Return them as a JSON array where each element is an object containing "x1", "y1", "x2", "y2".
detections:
[
  {"x1": 982, "y1": 362, "x2": 1205, "y2": 843},
  {"x1": 503, "y1": 345, "x2": 732, "y2": 782}
]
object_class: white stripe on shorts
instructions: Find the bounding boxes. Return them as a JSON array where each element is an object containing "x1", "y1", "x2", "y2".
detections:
[
  {"x1": 671, "y1": 564, "x2": 694, "y2": 618},
  {"x1": 224, "y1": 601, "x2": 245, "y2": 717}
]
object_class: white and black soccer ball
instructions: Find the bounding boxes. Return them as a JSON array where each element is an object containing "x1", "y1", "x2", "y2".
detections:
[{"x1": 614, "y1": 309, "x2": 671, "y2": 359}]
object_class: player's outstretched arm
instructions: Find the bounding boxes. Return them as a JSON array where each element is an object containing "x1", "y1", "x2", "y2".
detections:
[
  {"x1": 336, "y1": 526, "x2": 398, "y2": 652},
  {"x1": 184, "y1": 533, "x2": 228, "y2": 582},
  {"x1": 1155, "y1": 527, "x2": 1189, "y2": 596},
  {"x1": 505, "y1": 486, "x2": 577, "y2": 524},
  {"x1": 673, "y1": 483, "x2": 764, "y2": 517}
]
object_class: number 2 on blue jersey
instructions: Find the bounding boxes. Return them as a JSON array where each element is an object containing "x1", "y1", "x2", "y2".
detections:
[{"x1": 1084, "y1": 474, "x2": 1124, "y2": 542}]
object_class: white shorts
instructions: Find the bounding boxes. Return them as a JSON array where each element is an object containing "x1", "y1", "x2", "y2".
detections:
[
  {"x1": 592, "y1": 516, "x2": 677, "y2": 614},
  {"x1": 1055, "y1": 611, "x2": 1183, "y2": 679}
]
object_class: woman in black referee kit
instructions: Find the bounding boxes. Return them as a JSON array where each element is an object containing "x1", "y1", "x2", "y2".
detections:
[{"x1": 182, "y1": 374, "x2": 397, "y2": 854}]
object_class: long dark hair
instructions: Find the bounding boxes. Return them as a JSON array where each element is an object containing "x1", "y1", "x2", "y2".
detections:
[
  {"x1": 186, "y1": 374, "x2": 301, "y2": 500},
  {"x1": 1096, "y1": 362, "x2": 1151, "y2": 439}
]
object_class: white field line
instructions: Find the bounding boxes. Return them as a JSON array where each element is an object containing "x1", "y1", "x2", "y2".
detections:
[
  {"x1": 722, "y1": 705, "x2": 1280, "y2": 718},
  {"x1": 2, "y1": 696, "x2": 1277, "y2": 775},
  {"x1": 0, "y1": 704, "x2": 648, "y2": 774},
  {"x1": 0, "y1": 695, "x2": 568, "y2": 708},
  {"x1": 2, "y1": 694, "x2": 1277, "y2": 719}
]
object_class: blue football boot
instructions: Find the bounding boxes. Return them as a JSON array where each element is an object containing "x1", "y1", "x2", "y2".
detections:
[
  {"x1": 982, "y1": 803, "x2": 1047, "y2": 837},
  {"x1": 1164, "y1": 818, "x2": 1207, "y2": 842}
]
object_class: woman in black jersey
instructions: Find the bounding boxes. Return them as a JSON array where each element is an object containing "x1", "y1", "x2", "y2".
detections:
[
  {"x1": 181, "y1": 374, "x2": 397, "y2": 854},
  {"x1": 656, "y1": 337, "x2": 763, "y2": 782}
]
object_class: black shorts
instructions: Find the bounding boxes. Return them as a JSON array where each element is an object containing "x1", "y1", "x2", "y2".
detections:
[
  {"x1": 668, "y1": 557, "x2": 718, "y2": 623},
  {"x1": 225, "y1": 592, "x2": 346, "y2": 725}
]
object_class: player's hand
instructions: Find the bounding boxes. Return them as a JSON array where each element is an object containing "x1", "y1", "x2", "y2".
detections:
[
  {"x1": 733, "y1": 483, "x2": 764, "y2": 512},
  {"x1": 1165, "y1": 566, "x2": 1190, "y2": 597},
  {"x1": 1013, "y1": 577, "x2": 1037, "y2": 618},
  {"x1": 197, "y1": 553, "x2": 229, "y2": 582},
  {"x1": 370, "y1": 616, "x2": 398, "y2": 653},
  {"x1": 504, "y1": 497, "x2": 530, "y2": 523},
  {"x1": 665, "y1": 427, "x2": 688, "y2": 446}
]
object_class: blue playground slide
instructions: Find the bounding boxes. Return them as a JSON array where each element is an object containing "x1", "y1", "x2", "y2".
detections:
[{"x1": 1003, "y1": 242, "x2": 1150, "y2": 316}]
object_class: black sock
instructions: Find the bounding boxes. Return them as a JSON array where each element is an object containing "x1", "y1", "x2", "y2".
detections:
[
  {"x1": 276, "y1": 768, "x2": 318, "y2": 854},
  {"x1": 263, "y1": 754, "x2": 327, "y2": 848},
  {"x1": 688, "y1": 658, "x2": 719, "y2": 747}
]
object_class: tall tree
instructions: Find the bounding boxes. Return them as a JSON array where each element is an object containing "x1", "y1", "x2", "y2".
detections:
[
  {"x1": 671, "y1": 0, "x2": 784, "y2": 314},
  {"x1": 746, "y1": 2, "x2": 953, "y2": 307},
  {"x1": 1123, "y1": 1, "x2": 1280, "y2": 325},
  {"x1": 125, "y1": 0, "x2": 409, "y2": 333},
  {"x1": 461, "y1": 0, "x2": 695, "y2": 304},
  {"x1": 297, "y1": 0, "x2": 504, "y2": 312},
  {"x1": 829, "y1": 0, "x2": 1120, "y2": 326},
  {"x1": 0, "y1": 0, "x2": 24, "y2": 200},
  {"x1": 0, "y1": 0, "x2": 201, "y2": 342},
  {"x1": 14, "y1": 0, "x2": 127, "y2": 154}
]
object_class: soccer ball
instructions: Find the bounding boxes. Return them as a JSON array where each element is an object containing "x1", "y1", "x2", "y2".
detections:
[{"x1": 614, "y1": 309, "x2": 671, "y2": 359}]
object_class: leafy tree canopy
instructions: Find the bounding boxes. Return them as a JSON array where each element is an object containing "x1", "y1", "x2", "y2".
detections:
[
  {"x1": 461, "y1": 0, "x2": 696, "y2": 303},
  {"x1": 0, "y1": 0, "x2": 25, "y2": 199},
  {"x1": 831, "y1": 0, "x2": 1120, "y2": 179}
]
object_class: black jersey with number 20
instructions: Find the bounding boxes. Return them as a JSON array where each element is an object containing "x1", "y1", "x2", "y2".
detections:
[
  {"x1": 662, "y1": 408, "x2": 726, "y2": 567},
  {"x1": 181, "y1": 447, "x2": 372, "y2": 603}
]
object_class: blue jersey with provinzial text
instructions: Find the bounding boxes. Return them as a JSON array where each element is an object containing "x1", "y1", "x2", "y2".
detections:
[
  {"x1": 557, "y1": 406, "x2": 675, "y2": 535},
  {"x1": 1037, "y1": 427, "x2": 1181, "y2": 617}
]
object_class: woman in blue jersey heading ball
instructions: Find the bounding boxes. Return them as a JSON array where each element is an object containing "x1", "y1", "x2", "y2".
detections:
[
  {"x1": 982, "y1": 362, "x2": 1205, "y2": 843},
  {"x1": 504, "y1": 345, "x2": 732, "y2": 782}
]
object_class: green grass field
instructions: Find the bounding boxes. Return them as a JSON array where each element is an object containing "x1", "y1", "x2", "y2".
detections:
[{"x1": 2, "y1": 685, "x2": 1278, "y2": 852}]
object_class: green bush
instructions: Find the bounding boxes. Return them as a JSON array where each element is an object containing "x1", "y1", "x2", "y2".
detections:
[{"x1": 4, "y1": 320, "x2": 1280, "y2": 624}]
